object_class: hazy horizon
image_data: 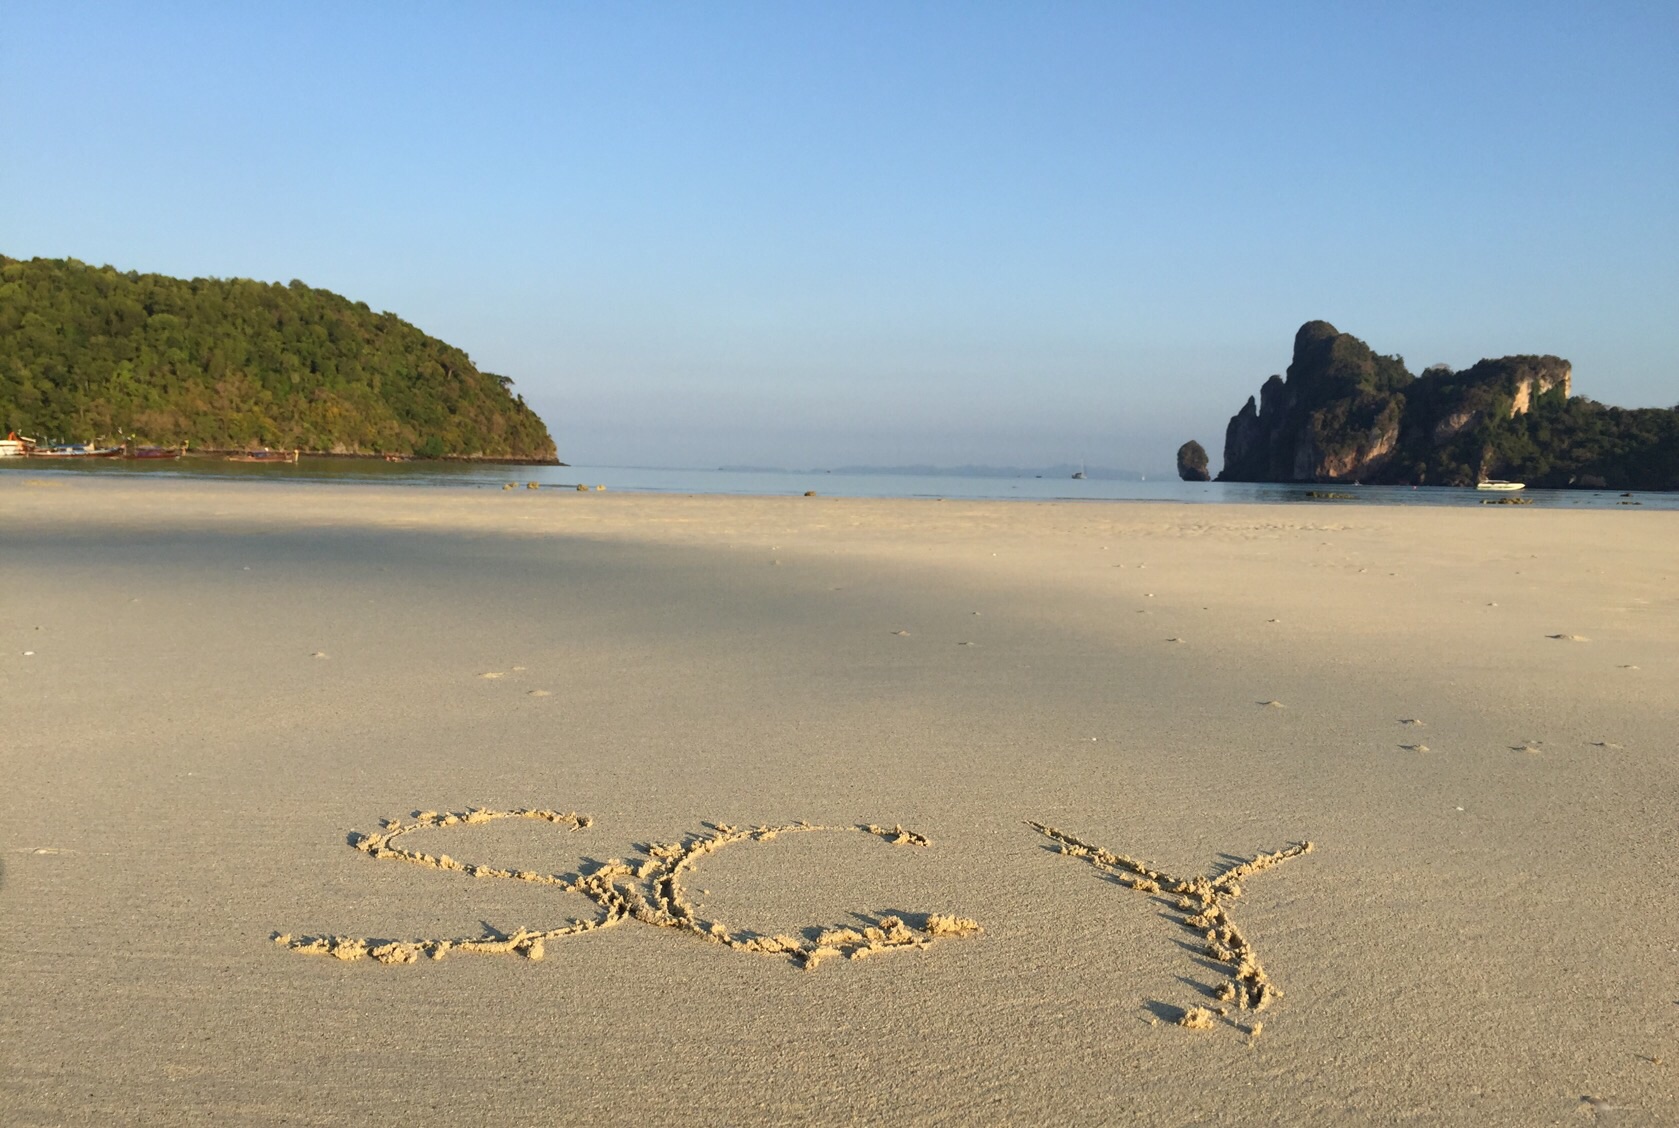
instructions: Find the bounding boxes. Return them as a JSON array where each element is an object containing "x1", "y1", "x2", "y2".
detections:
[{"x1": 4, "y1": 4, "x2": 1674, "y2": 471}]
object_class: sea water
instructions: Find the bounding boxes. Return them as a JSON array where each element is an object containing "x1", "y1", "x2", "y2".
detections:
[{"x1": 3, "y1": 457, "x2": 1674, "y2": 510}]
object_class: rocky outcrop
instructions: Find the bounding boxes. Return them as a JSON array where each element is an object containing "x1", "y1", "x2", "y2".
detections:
[
  {"x1": 1176, "y1": 440, "x2": 1210, "y2": 481},
  {"x1": 1512, "y1": 362, "x2": 1571, "y2": 414},
  {"x1": 1217, "y1": 322, "x2": 1573, "y2": 486},
  {"x1": 1222, "y1": 396, "x2": 1263, "y2": 477}
]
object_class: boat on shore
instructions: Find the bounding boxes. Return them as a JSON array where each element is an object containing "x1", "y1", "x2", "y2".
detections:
[
  {"x1": 32, "y1": 443, "x2": 124, "y2": 458},
  {"x1": 1476, "y1": 479, "x2": 1526, "y2": 491},
  {"x1": 1, "y1": 432, "x2": 38, "y2": 458},
  {"x1": 226, "y1": 448, "x2": 300, "y2": 464}
]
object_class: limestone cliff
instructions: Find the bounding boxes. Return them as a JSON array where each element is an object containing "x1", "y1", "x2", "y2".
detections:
[{"x1": 1218, "y1": 322, "x2": 1575, "y2": 486}]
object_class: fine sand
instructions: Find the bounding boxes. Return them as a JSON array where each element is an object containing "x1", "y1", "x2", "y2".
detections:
[{"x1": 2, "y1": 475, "x2": 1674, "y2": 1125}]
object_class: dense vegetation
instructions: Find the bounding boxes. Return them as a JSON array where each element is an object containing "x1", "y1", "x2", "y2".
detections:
[
  {"x1": 1221, "y1": 321, "x2": 1679, "y2": 490},
  {"x1": 0, "y1": 256, "x2": 557, "y2": 460},
  {"x1": 1470, "y1": 392, "x2": 1679, "y2": 490}
]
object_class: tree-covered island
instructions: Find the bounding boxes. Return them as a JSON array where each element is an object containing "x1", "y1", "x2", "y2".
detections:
[
  {"x1": 1214, "y1": 321, "x2": 1678, "y2": 490},
  {"x1": 0, "y1": 256, "x2": 558, "y2": 461}
]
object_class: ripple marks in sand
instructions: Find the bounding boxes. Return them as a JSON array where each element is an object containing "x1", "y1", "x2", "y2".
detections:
[
  {"x1": 277, "y1": 809, "x2": 979, "y2": 970},
  {"x1": 1028, "y1": 821, "x2": 1313, "y2": 1030}
]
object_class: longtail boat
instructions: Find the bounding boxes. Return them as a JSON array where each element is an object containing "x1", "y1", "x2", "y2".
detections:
[
  {"x1": 226, "y1": 449, "x2": 300, "y2": 464},
  {"x1": 32, "y1": 444, "x2": 123, "y2": 458}
]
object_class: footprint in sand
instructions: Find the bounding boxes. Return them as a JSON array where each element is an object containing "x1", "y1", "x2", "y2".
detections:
[
  {"x1": 1258, "y1": 700, "x2": 1285, "y2": 709},
  {"x1": 1165, "y1": 637, "x2": 1184, "y2": 643},
  {"x1": 528, "y1": 690, "x2": 551, "y2": 697},
  {"x1": 1580, "y1": 1095, "x2": 1635, "y2": 1120},
  {"x1": 479, "y1": 672, "x2": 505, "y2": 679},
  {"x1": 1511, "y1": 742, "x2": 1543, "y2": 754},
  {"x1": 1398, "y1": 718, "x2": 1425, "y2": 727},
  {"x1": 892, "y1": 629, "x2": 911, "y2": 636},
  {"x1": 1589, "y1": 741, "x2": 1623, "y2": 749},
  {"x1": 1400, "y1": 744, "x2": 1430, "y2": 753},
  {"x1": 1547, "y1": 634, "x2": 1589, "y2": 642},
  {"x1": 311, "y1": 652, "x2": 329, "y2": 660}
]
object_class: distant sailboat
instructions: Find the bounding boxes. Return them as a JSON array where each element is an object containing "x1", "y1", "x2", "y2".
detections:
[{"x1": 1071, "y1": 462, "x2": 1086, "y2": 480}]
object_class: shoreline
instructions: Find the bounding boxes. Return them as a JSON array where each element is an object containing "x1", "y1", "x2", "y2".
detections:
[
  {"x1": 5, "y1": 460, "x2": 1677, "y2": 512},
  {"x1": 182, "y1": 448, "x2": 566, "y2": 466}
]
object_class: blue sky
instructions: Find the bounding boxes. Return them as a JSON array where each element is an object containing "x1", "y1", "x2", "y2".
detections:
[{"x1": 3, "y1": 3, "x2": 1675, "y2": 470}]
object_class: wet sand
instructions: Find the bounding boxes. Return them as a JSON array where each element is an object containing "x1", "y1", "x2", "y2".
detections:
[{"x1": 2, "y1": 475, "x2": 1674, "y2": 1124}]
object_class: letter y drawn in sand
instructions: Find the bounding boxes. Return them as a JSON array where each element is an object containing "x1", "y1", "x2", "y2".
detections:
[
  {"x1": 1029, "y1": 821, "x2": 1314, "y2": 1035},
  {"x1": 277, "y1": 808, "x2": 981, "y2": 970}
]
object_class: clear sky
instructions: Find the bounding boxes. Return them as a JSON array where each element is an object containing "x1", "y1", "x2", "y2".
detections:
[{"x1": 3, "y1": 3, "x2": 1675, "y2": 471}]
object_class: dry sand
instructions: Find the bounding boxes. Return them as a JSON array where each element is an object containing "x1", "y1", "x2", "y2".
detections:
[{"x1": 1, "y1": 475, "x2": 1674, "y2": 1125}]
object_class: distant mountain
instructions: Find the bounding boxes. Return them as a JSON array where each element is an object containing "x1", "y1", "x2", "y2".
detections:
[
  {"x1": 796, "y1": 463, "x2": 1148, "y2": 480},
  {"x1": 1216, "y1": 321, "x2": 1678, "y2": 490},
  {"x1": 0, "y1": 255, "x2": 558, "y2": 461}
]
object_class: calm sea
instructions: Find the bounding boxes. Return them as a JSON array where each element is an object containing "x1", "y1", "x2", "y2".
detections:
[{"x1": 4, "y1": 457, "x2": 1674, "y2": 510}]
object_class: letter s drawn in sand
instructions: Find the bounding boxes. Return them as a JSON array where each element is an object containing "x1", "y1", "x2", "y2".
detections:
[{"x1": 276, "y1": 808, "x2": 980, "y2": 969}]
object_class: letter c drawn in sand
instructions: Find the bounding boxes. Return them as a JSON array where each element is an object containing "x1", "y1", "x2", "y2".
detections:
[{"x1": 276, "y1": 808, "x2": 981, "y2": 969}]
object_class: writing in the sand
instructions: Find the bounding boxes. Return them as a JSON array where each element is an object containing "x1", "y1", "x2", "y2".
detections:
[{"x1": 277, "y1": 807, "x2": 1312, "y2": 1035}]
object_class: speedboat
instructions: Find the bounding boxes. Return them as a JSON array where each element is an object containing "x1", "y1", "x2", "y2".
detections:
[{"x1": 1476, "y1": 480, "x2": 1525, "y2": 491}]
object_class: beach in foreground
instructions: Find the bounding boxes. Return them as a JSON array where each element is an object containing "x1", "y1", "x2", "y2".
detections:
[{"x1": 2, "y1": 476, "x2": 1673, "y2": 1125}]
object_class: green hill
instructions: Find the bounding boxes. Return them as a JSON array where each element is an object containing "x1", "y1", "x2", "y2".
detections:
[{"x1": 0, "y1": 256, "x2": 558, "y2": 461}]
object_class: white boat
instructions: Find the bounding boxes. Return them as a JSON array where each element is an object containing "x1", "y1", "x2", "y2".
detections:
[
  {"x1": 1476, "y1": 479, "x2": 1525, "y2": 491},
  {"x1": 1, "y1": 433, "x2": 38, "y2": 458}
]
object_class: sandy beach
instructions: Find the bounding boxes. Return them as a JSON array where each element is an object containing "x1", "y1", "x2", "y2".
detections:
[{"x1": 2, "y1": 474, "x2": 1674, "y2": 1125}]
